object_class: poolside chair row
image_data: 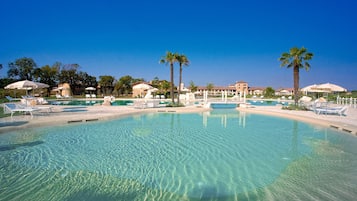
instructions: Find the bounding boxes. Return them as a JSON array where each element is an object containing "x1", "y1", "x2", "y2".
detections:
[
  {"x1": 56, "y1": 94, "x2": 72, "y2": 99},
  {"x1": 85, "y1": 94, "x2": 97, "y2": 98},
  {"x1": 3, "y1": 103, "x2": 52, "y2": 119}
]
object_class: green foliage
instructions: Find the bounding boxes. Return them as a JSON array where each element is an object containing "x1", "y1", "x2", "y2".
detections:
[
  {"x1": 206, "y1": 83, "x2": 214, "y2": 91},
  {"x1": 166, "y1": 102, "x2": 185, "y2": 107},
  {"x1": 115, "y1": 75, "x2": 134, "y2": 96},
  {"x1": 264, "y1": 87, "x2": 275, "y2": 98},
  {"x1": 279, "y1": 47, "x2": 314, "y2": 105},
  {"x1": 8, "y1": 57, "x2": 37, "y2": 80},
  {"x1": 160, "y1": 51, "x2": 178, "y2": 104},
  {"x1": 282, "y1": 104, "x2": 309, "y2": 111},
  {"x1": 189, "y1": 81, "x2": 197, "y2": 92},
  {"x1": 99, "y1": 75, "x2": 115, "y2": 95}
]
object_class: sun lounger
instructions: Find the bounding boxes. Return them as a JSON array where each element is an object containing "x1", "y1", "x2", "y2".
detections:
[
  {"x1": 3, "y1": 103, "x2": 40, "y2": 119},
  {"x1": 5, "y1": 96, "x2": 20, "y2": 102},
  {"x1": 56, "y1": 94, "x2": 63, "y2": 99},
  {"x1": 315, "y1": 106, "x2": 348, "y2": 116}
]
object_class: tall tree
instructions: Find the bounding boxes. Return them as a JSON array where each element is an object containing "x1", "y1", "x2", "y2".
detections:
[
  {"x1": 160, "y1": 51, "x2": 177, "y2": 104},
  {"x1": 206, "y1": 83, "x2": 214, "y2": 94},
  {"x1": 8, "y1": 57, "x2": 37, "y2": 80},
  {"x1": 99, "y1": 75, "x2": 115, "y2": 95},
  {"x1": 176, "y1": 54, "x2": 190, "y2": 104},
  {"x1": 58, "y1": 64, "x2": 80, "y2": 94},
  {"x1": 189, "y1": 80, "x2": 197, "y2": 92},
  {"x1": 279, "y1": 47, "x2": 313, "y2": 106},
  {"x1": 115, "y1": 75, "x2": 134, "y2": 96}
]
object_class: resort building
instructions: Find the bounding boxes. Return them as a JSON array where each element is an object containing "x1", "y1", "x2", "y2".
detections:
[
  {"x1": 132, "y1": 82, "x2": 153, "y2": 98},
  {"x1": 196, "y1": 85, "x2": 236, "y2": 96},
  {"x1": 195, "y1": 81, "x2": 249, "y2": 96},
  {"x1": 235, "y1": 81, "x2": 249, "y2": 95},
  {"x1": 248, "y1": 87, "x2": 265, "y2": 96}
]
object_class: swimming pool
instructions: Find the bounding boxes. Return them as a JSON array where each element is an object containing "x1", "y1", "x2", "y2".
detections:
[
  {"x1": 247, "y1": 99, "x2": 289, "y2": 106},
  {"x1": 0, "y1": 109, "x2": 356, "y2": 200},
  {"x1": 49, "y1": 99, "x2": 133, "y2": 106}
]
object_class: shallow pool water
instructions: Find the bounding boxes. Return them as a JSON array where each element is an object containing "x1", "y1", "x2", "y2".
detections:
[
  {"x1": 48, "y1": 99, "x2": 133, "y2": 106},
  {"x1": 0, "y1": 109, "x2": 356, "y2": 200},
  {"x1": 247, "y1": 100, "x2": 289, "y2": 106}
]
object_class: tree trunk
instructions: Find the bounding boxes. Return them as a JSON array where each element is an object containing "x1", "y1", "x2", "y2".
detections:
[
  {"x1": 293, "y1": 66, "x2": 299, "y2": 106},
  {"x1": 177, "y1": 64, "x2": 182, "y2": 105},
  {"x1": 170, "y1": 63, "x2": 175, "y2": 104}
]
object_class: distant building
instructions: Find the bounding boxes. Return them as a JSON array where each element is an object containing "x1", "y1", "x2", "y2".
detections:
[
  {"x1": 248, "y1": 87, "x2": 265, "y2": 96},
  {"x1": 235, "y1": 81, "x2": 248, "y2": 95},
  {"x1": 194, "y1": 80, "x2": 292, "y2": 98},
  {"x1": 132, "y1": 82, "x2": 153, "y2": 98}
]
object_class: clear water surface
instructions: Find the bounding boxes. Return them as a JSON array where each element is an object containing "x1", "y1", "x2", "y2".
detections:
[
  {"x1": 48, "y1": 99, "x2": 133, "y2": 106},
  {"x1": 247, "y1": 100, "x2": 289, "y2": 106},
  {"x1": 0, "y1": 109, "x2": 356, "y2": 201}
]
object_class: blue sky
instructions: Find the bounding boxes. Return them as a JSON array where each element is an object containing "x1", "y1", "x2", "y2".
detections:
[{"x1": 1, "y1": 0, "x2": 356, "y2": 90}]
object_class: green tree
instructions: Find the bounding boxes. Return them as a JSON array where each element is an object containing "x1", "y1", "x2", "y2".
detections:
[
  {"x1": 189, "y1": 80, "x2": 197, "y2": 92},
  {"x1": 279, "y1": 47, "x2": 313, "y2": 105},
  {"x1": 58, "y1": 64, "x2": 80, "y2": 94},
  {"x1": 115, "y1": 75, "x2": 134, "y2": 96},
  {"x1": 99, "y1": 75, "x2": 115, "y2": 95},
  {"x1": 8, "y1": 57, "x2": 37, "y2": 80},
  {"x1": 264, "y1": 87, "x2": 275, "y2": 98},
  {"x1": 160, "y1": 51, "x2": 177, "y2": 104},
  {"x1": 34, "y1": 64, "x2": 60, "y2": 95},
  {"x1": 206, "y1": 83, "x2": 214, "y2": 95},
  {"x1": 176, "y1": 54, "x2": 190, "y2": 104}
]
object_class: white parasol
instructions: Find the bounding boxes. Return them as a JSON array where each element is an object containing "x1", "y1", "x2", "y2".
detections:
[
  {"x1": 301, "y1": 83, "x2": 347, "y2": 93},
  {"x1": 5, "y1": 80, "x2": 49, "y2": 90},
  {"x1": 85, "y1": 87, "x2": 96, "y2": 91}
]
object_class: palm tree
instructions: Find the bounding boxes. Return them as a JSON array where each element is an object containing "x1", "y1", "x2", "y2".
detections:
[
  {"x1": 279, "y1": 47, "x2": 313, "y2": 106},
  {"x1": 176, "y1": 54, "x2": 190, "y2": 104},
  {"x1": 160, "y1": 51, "x2": 177, "y2": 104}
]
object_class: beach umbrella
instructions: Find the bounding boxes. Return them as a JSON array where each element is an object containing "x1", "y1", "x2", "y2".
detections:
[
  {"x1": 301, "y1": 83, "x2": 347, "y2": 94},
  {"x1": 133, "y1": 83, "x2": 153, "y2": 90},
  {"x1": 85, "y1": 87, "x2": 96, "y2": 91},
  {"x1": 5, "y1": 80, "x2": 49, "y2": 95},
  {"x1": 5, "y1": 80, "x2": 49, "y2": 90},
  {"x1": 316, "y1": 83, "x2": 347, "y2": 92}
]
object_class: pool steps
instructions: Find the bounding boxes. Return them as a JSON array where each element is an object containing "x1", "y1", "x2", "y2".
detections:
[
  {"x1": 67, "y1": 118, "x2": 99, "y2": 124},
  {"x1": 329, "y1": 124, "x2": 356, "y2": 136}
]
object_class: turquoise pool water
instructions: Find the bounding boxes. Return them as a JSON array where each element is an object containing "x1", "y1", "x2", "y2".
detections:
[
  {"x1": 0, "y1": 109, "x2": 356, "y2": 200},
  {"x1": 247, "y1": 100, "x2": 289, "y2": 106},
  {"x1": 49, "y1": 99, "x2": 133, "y2": 106}
]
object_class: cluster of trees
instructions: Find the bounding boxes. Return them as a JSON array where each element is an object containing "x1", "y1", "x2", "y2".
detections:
[
  {"x1": 0, "y1": 57, "x2": 195, "y2": 98},
  {"x1": 0, "y1": 57, "x2": 151, "y2": 97}
]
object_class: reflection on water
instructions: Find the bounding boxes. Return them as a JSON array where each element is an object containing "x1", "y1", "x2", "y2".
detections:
[{"x1": 202, "y1": 109, "x2": 246, "y2": 128}]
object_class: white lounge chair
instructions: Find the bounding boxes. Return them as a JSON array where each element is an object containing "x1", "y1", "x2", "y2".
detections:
[
  {"x1": 56, "y1": 94, "x2": 63, "y2": 99},
  {"x1": 315, "y1": 106, "x2": 348, "y2": 116},
  {"x1": 3, "y1": 103, "x2": 40, "y2": 119},
  {"x1": 5, "y1": 96, "x2": 20, "y2": 102},
  {"x1": 91, "y1": 94, "x2": 96, "y2": 98}
]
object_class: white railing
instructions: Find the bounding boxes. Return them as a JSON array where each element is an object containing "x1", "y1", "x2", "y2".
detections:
[{"x1": 336, "y1": 97, "x2": 357, "y2": 108}]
